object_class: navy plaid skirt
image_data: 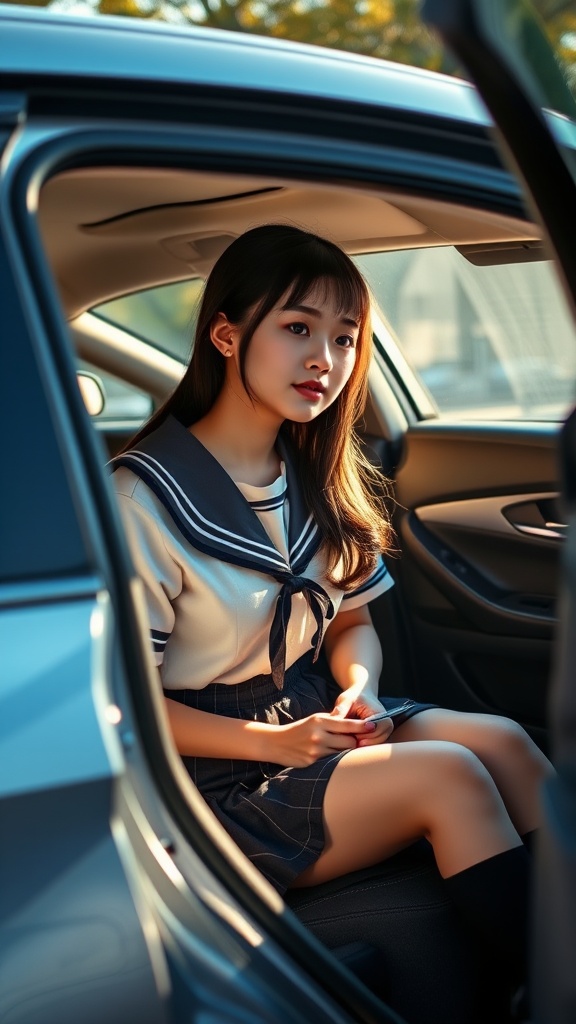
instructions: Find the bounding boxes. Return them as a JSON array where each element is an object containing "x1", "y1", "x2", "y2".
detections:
[{"x1": 167, "y1": 653, "x2": 435, "y2": 893}]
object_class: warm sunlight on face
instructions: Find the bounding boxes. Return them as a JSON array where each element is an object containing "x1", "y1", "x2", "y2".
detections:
[{"x1": 242, "y1": 287, "x2": 359, "y2": 428}]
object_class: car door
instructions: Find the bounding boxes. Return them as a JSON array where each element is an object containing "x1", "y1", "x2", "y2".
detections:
[{"x1": 414, "y1": 3, "x2": 576, "y2": 1022}]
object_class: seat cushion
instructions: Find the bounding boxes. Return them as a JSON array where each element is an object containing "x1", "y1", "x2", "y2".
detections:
[{"x1": 285, "y1": 841, "x2": 512, "y2": 1024}]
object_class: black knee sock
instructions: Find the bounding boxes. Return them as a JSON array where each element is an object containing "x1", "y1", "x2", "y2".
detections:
[{"x1": 443, "y1": 845, "x2": 530, "y2": 983}]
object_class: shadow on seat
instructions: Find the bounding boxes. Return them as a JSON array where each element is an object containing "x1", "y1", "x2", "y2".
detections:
[{"x1": 285, "y1": 840, "x2": 513, "y2": 1024}]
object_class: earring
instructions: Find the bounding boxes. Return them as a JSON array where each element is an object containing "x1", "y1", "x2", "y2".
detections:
[{"x1": 224, "y1": 349, "x2": 232, "y2": 357}]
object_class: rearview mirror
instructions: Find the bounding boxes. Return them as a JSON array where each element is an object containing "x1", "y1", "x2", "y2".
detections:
[{"x1": 77, "y1": 371, "x2": 105, "y2": 416}]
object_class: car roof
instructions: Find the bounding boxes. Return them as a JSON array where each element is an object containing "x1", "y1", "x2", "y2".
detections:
[{"x1": 0, "y1": 4, "x2": 489, "y2": 126}]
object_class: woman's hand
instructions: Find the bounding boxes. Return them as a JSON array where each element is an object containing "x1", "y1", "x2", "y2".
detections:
[
  {"x1": 166, "y1": 700, "x2": 375, "y2": 765},
  {"x1": 273, "y1": 713, "x2": 377, "y2": 767},
  {"x1": 323, "y1": 606, "x2": 391, "y2": 745},
  {"x1": 330, "y1": 685, "x2": 394, "y2": 746}
]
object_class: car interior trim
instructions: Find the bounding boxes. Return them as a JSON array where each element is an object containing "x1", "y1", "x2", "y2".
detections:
[
  {"x1": 83, "y1": 185, "x2": 285, "y2": 228},
  {"x1": 415, "y1": 491, "x2": 563, "y2": 539},
  {"x1": 402, "y1": 512, "x2": 556, "y2": 638},
  {"x1": 73, "y1": 312, "x2": 184, "y2": 400}
]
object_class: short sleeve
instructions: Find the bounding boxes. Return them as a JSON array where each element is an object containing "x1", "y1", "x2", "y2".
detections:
[
  {"x1": 340, "y1": 555, "x2": 394, "y2": 610},
  {"x1": 116, "y1": 491, "x2": 182, "y2": 665}
]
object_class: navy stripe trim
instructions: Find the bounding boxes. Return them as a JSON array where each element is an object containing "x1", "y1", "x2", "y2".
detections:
[
  {"x1": 115, "y1": 449, "x2": 322, "y2": 574},
  {"x1": 248, "y1": 492, "x2": 287, "y2": 511},
  {"x1": 151, "y1": 629, "x2": 170, "y2": 653},
  {"x1": 151, "y1": 629, "x2": 170, "y2": 642},
  {"x1": 290, "y1": 515, "x2": 319, "y2": 570},
  {"x1": 131, "y1": 451, "x2": 284, "y2": 562},
  {"x1": 112, "y1": 417, "x2": 323, "y2": 575},
  {"x1": 115, "y1": 456, "x2": 303, "y2": 583},
  {"x1": 342, "y1": 562, "x2": 390, "y2": 600},
  {"x1": 116, "y1": 452, "x2": 290, "y2": 572}
]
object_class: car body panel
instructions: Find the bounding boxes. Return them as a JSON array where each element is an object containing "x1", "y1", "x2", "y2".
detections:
[
  {"x1": 0, "y1": 596, "x2": 122, "y2": 798},
  {"x1": 0, "y1": 6, "x2": 489, "y2": 125}
]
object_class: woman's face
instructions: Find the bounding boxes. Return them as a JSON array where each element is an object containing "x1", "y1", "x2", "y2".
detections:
[{"x1": 239, "y1": 286, "x2": 360, "y2": 427}]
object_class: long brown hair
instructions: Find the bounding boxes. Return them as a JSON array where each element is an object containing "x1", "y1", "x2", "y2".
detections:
[{"x1": 128, "y1": 224, "x2": 393, "y2": 589}]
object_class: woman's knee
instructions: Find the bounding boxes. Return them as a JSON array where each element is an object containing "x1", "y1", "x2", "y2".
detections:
[
  {"x1": 413, "y1": 709, "x2": 545, "y2": 773},
  {"x1": 416, "y1": 742, "x2": 519, "y2": 861},
  {"x1": 469, "y1": 714, "x2": 542, "y2": 767},
  {"x1": 423, "y1": 738, "x2": 490, "y2": 775},
  {"x1": 413, "y1": 740, "x2": 501, "y2": 815}
]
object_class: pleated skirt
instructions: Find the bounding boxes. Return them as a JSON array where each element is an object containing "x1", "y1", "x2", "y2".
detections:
[{"x1": 167, "y1": 652, "x2": 436, "y2": 893}]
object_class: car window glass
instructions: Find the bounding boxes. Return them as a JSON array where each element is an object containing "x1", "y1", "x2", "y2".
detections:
[
  {"x1": 92, "y1": 279, "x2": 204, "y2": 361},
  {"x1": 355, "y1": 247, "x2": 576, "y2": 420}
]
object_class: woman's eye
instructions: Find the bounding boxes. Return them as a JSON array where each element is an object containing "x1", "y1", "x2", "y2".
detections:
[
  {"x1": 288, "y1": 322, "x2": 309, "y2": 336},
  {"x1": 336, "y1": 335, "x2": 355, "y2": 348}
]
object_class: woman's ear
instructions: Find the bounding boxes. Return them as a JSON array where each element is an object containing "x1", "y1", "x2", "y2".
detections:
[{"x1": 210, "y1": 312, "x2": 236, "y2": 359}]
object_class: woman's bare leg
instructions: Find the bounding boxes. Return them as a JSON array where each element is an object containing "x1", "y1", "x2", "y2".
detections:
[
  {"x1": 390, "y1": 710, "x2": 553, "y2": 836},
  {"x1": 293, "y1": 739, "x2": 521, "y2": 888}
]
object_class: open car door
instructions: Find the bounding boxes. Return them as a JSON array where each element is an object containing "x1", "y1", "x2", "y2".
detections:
[{"x1": 421, "y1": 2, "x2": 576, "y2": 1021}]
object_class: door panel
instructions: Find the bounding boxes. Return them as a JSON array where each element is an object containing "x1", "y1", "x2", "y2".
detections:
[
  {"x1": 404, "y1": 495, "x2": 558, "y2": 636},
  {"x1": 390, "y1": 421, "x2": 561, "y2": 749}
]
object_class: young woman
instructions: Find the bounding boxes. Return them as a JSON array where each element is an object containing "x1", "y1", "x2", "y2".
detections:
[{"x1": 113, "y1": 224, "x2": 552, "y2": 988}]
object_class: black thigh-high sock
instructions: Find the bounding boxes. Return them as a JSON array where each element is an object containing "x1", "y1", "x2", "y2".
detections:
[{"x1": 443, "y1": 845, "x2": 530, "y2": 983}]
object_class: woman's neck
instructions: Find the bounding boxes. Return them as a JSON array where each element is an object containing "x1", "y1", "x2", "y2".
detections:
[{"x1": 189, "y1": 390, "x2": 282, "y2": 486}]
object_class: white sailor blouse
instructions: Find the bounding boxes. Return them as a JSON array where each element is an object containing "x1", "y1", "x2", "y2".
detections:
[{"x1": 113, "y1": 415, "x2": 394, "y2": 691}]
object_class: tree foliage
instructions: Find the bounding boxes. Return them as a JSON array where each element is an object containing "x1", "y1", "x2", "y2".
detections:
[{"x1": 7, "y1": 0, "x2": 576, "y2": 86}]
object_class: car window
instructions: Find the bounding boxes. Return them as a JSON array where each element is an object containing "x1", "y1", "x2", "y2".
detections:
[
  {"x1": 355, "y1": 247, "x2": 576, "y2": 421},
  {"x1": 92, "y1": 279, "x2": 204, "y2": 361}
]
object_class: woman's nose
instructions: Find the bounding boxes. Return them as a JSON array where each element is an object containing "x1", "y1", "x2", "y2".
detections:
[{"x1": 305, "y1": 337, "x2": 332, "y2": 372}]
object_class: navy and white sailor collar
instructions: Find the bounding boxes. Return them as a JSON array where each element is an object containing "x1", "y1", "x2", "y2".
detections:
[{"x1": 112, "y1": 414, "x2": 334, "y2": 687}]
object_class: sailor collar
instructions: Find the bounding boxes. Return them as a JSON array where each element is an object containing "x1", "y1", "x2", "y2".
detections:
[{"x1": 112, "y1": 414, "x2": 334, "y2": 687}]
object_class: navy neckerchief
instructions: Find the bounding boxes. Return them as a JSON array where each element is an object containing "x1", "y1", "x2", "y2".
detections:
[{"x1": 112, "y1": 414, "x2": 334, "y2": 687}]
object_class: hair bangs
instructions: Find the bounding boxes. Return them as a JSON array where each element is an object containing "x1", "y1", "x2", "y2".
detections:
[{"x1": 281, "y1": 250, "x2": 369, "y2": 327}]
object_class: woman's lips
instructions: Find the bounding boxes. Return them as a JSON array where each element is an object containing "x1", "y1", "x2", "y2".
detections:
[{"x1": 292, "y1": 382, "x2": 325, "y2": 401}]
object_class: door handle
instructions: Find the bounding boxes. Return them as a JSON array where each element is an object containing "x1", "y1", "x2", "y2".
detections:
[
  {"x1": 511, "y1": 521, "x2": 567, "y2": 541},
  {"x1": 503, "y1": 498, "x2": 567, "y2": 541}
]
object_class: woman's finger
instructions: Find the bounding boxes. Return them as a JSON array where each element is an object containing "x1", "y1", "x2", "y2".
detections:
[
  {"x1": 357, "y1": 720, "x2": 394, "y2": 745},
  {"x1": 322, "y1": 715, "x2": 377, "y2": 735},
  {"x1": 327, "y1": 733, "x2": 362, "y2": 752},
  {"x1": 329, "y1": 696, "x2": 353, "y2": 718}
]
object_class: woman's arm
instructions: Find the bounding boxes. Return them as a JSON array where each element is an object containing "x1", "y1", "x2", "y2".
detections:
[
  {"x1": 323, "y1": 604, "x2": 382, "y2": 698},
  {"x1": 323, "y1": 604, "x2": 394, "y2": 744},
  {"x1": 164, "y1": 696, "x2": 376, "y2": 768}
]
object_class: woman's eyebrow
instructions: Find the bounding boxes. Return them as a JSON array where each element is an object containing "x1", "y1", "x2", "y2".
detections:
[{"x1": 283, "y1": 303, "x2": 359, "y2": 328}]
